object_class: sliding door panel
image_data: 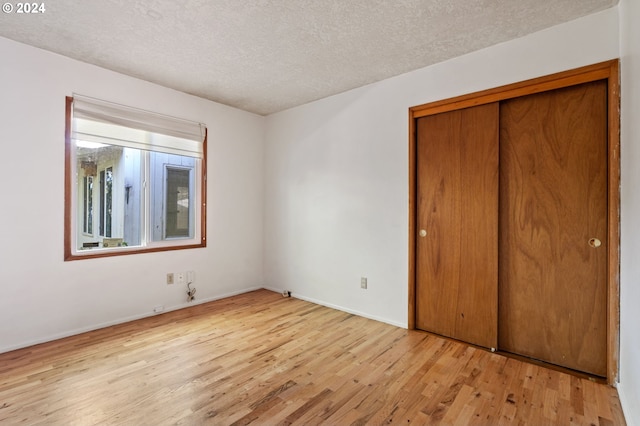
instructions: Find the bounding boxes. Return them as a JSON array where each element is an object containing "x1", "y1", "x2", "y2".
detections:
[
  {"x1": 416, "y1": 103, "x2": 499, "y2": 349},
  {"x1": 498, "y1": 81, "x2": 608, "y2": 376}
]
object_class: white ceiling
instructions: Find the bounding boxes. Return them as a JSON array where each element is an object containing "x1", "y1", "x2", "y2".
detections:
[{"x1": 0, "y1": 0, "x2": 618, "y2": 115}]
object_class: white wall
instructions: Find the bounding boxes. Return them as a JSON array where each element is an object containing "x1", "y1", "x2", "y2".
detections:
[
  {"x1": 619, "y1": 0, "x2": 640, "y2": 424},
  {"x1": 0, "y1": 37, "x2": 265, "y2": 353}
]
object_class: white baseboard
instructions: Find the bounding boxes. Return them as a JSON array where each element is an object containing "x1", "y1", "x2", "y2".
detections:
[
  {"x1": 2, "y1": 286, "x2": 406, "y2": 354},
  {"x1": 0, "y1": 287, "x2": 262, "y2": 354},
  {"x1": 264, "y1": 287, "x2": 407, "y2": 329}
]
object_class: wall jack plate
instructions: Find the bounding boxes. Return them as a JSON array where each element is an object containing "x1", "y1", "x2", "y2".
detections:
[
  {"x1": 166, "y1": 273, "x2": 174, "y2": 285},
  {"x1": 361, "y1": 277, "x2": 368, "y2": 289}
]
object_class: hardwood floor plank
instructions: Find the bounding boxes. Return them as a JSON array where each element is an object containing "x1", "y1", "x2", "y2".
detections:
[{"x1": 0, "y1": 289, "x2": 626, "y2": 425}]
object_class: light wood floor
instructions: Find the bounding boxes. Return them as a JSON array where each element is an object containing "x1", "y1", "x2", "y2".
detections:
[{"x1": 0, "y1": 289, "x2": 626, "y2": 425}]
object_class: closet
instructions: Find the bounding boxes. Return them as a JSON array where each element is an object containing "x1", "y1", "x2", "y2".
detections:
[{"x1": 408, "y1": 61, "x2": 619, "y2": 381}]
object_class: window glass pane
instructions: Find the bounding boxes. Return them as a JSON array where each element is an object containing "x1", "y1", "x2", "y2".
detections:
[
  {"x1": 76, "y1": 143, "x2": 143, "y2": 251},
  {"x1": 122, "y1": 149, "x2": 143, "y2": 248},
  {"x1": 83, "y1": 175, "x2": 93, "y2": 235},
  {"x1": 149, "y1": 152, "x2": 196, "y2": 241},
  {"x1": 166, "y1": 168, "x2": 191, "y2": 238},
  {"x1": 103, "y1": 166, "x2": 113, "y2": 238}
]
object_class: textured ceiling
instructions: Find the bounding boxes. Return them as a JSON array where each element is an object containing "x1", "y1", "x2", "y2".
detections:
[{"x1": 0, "y1": 0, "x2": 618, "y2": 115}]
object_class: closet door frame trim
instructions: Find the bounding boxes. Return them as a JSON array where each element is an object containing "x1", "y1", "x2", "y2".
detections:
[{"x1": 407, "y1": 59, "x2": 620, "y2": 384}]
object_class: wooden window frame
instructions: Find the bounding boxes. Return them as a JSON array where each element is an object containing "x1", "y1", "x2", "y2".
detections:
[
  {"x1": 64, "y1": 96, "x2": 208, "y2": 261},
  {"x1": 408, "y1": 60, "x2": 620, "y2": 384}
]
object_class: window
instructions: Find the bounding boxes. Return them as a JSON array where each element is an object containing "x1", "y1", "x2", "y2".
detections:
[{"x1": 65, "y1": 95, "x2": 207, "y2": 260}]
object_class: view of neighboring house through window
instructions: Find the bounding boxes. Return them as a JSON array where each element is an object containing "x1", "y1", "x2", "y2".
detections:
[
  {"x1": 65, "y1": 95, "x2": 207, "y2": 260},
  {"x1": 165, "y1": 167, "x2": 191, "y2": 238},
  {"x1": 99, "y1": 166, "x2": 113, "y2": 238},
  {"x1": 82, "y1": 175, "x2": 93, "y2": 235}
]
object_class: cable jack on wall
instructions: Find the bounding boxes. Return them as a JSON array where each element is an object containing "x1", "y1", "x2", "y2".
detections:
[{"x1": 187, "y1": 282, "x2": 196, "y2": 302}]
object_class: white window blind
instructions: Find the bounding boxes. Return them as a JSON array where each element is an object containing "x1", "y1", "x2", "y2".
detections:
[{"x1": 71, "y1": 95, "x2": 206, "y2": 158}]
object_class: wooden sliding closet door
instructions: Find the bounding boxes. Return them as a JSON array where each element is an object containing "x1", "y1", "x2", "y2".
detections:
[
  {"x1": 416, "y1": 103, "x2": 499, "y2": 349},
  {"x1": 498, "y1": 81, "x2": 608, "y2": 376}
]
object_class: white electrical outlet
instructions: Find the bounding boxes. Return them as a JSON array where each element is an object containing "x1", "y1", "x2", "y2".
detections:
[
  {"x1": 154, "y1": 305, "x2": 164, "y2": 313},
  {"x1": 361, "y1": 277, "x2": 367, "y2": 289},
  {"x1": 176, "y1": 272, "x2": 185, "y2": 285},
  {"x1": 166, "y1": 273, "x2": 174, "y2": 285},
  {"x1": 187, "y1": 270, "x2": 195, "y2": 283}
]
